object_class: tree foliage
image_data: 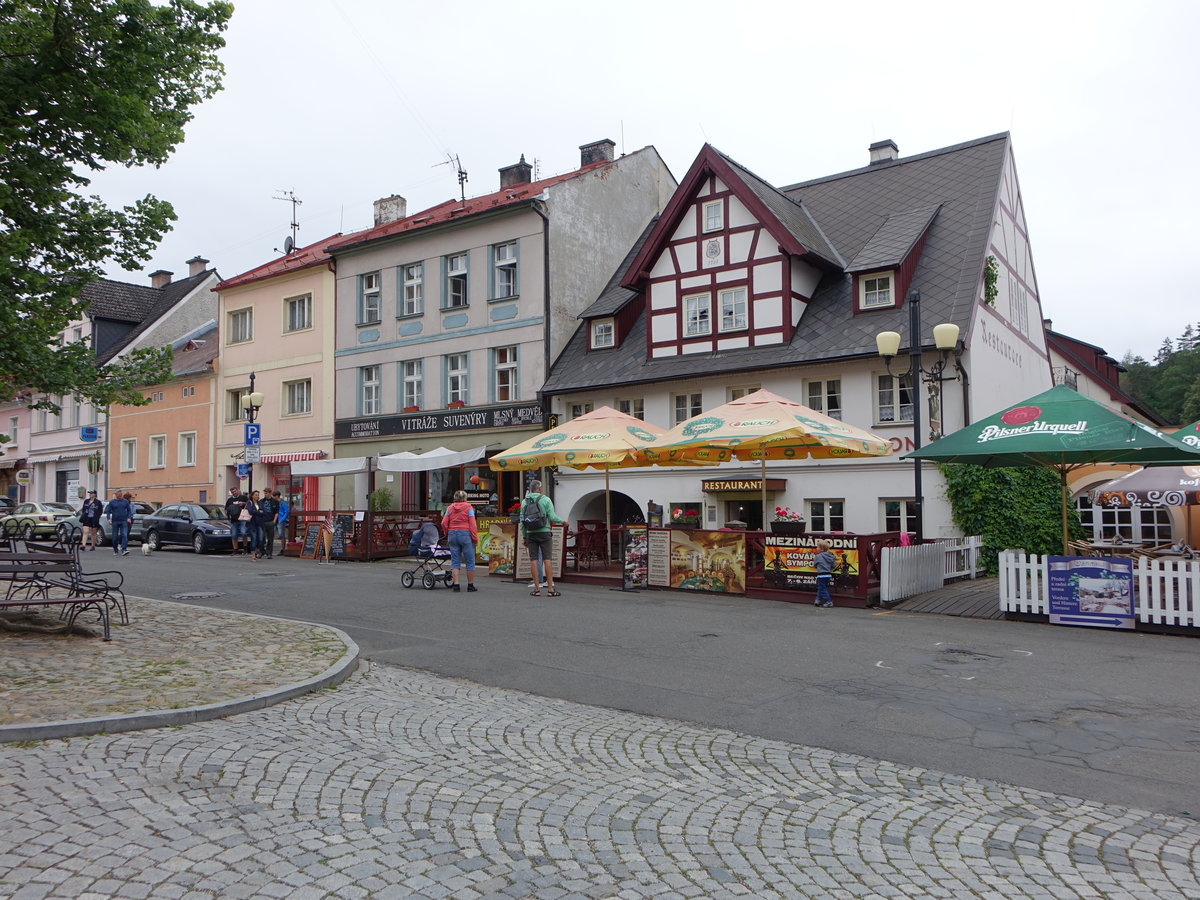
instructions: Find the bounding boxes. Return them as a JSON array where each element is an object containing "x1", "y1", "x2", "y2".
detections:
[
  {"x1": 938, "y1": 463, "x2": 1084, "y2": 575},
  {"x1": 1120, "y1": 321, "x2": 1200, "y2": 424},
  {"x1": 0, "y1": 0, "x2": 232, "y2": 411}
]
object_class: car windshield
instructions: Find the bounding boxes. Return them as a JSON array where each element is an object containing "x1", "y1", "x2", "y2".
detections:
[
  {"x1": 133, "y1": 502, "x2": 155, "y2": 514},
  {"x1": 45, "y1": 503, "x2": 73, "y2": 512},
  {"x1": 196, "y1": 505, "x2": 228, "y2": 520}
]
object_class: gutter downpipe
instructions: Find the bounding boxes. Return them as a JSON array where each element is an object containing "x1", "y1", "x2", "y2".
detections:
[{"x1": 530, "y1": 198, "x2": 555, "y2": 503}]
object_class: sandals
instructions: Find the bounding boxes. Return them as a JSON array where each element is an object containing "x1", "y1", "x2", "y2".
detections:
[
  {"x1": 546, "y1": 589, "x2": 561, "y2": 597},
  {"x1": 530, "y1": 589, "x2": 541, "y2": 596}
]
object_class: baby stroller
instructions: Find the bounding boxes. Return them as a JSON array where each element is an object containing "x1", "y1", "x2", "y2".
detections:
[{"x1": 402, "y1": 522, "x2": 455, "y2": 590}]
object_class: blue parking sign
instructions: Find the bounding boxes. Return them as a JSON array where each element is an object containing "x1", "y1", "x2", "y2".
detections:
[{"x1": 244, "y1": 423, "x2": 261, "y2": 446}]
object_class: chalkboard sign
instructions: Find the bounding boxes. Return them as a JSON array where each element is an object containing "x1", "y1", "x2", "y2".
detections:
[
  {"x1": 329, "y1": 514, "x2": 353, "y2": 557},
  {"x1": 300, "y1": 523, "x2": 321, "y2": 559}
]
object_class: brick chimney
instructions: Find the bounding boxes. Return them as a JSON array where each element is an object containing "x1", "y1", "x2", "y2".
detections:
[
  {"x1": 869, "y1": 139, "x2": 899, "y2": 165},
  {"x1": 580, "y1": 139, "x2": 616, "y2": 167},
  {"x1": 149, "y1": 269, "x2": 173, "y2": 288},
  {"x1": 499, "y1": 154, "x2": 532, "y2": 188},
  {"x1": 186, "y1": 256, "x2": 209, "y2": 276},
  {"x1": 373, "y1": 195, "x2": 407, "y2": 226}
]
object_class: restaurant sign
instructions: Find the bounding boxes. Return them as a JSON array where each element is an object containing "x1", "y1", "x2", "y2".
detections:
[
  {"x1": 701, "y1": 478, "x2": 786, "y2": 492},
  {"x1": 336, "y1": 402, "x2": 543, "y2": 440}
]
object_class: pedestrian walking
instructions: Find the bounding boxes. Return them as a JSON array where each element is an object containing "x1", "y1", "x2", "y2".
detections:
[
  {"x1": 441, "y1": 490, "x2": 479, "y2": 592},
  {"x1": 105, "y1": 490, "x2": 134, "y2": 556},
  {"x1": 79, "y1": 489, "x2": 103, "y2": 550},
  {"x1": 521, "y1": 480, "x2": 563, "y2": 596},
  {"x1": 813, "y1": 539, "x2": 835, "y2": 608},
  {"x1": 272, "y1": 491, "x2": 289, "y2": 551}
]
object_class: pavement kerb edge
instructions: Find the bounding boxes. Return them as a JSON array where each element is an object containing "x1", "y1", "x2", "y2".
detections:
[{"x1": 0, "y1": 597, "x2": 360, "y2": 744}]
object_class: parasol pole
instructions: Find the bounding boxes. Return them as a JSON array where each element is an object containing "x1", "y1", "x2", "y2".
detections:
[
  {"x1": 605, "y1": 467, "x2": 612, "y2": 564},
  {"x1": 761, "y1": 454, "x2": 768, "y2": 532},
  {"x1": 1060, "y1": 466, "x2": 1070, "y2": 556}
]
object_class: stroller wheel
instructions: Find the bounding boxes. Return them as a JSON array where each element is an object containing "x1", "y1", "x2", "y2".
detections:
[
  {"x1": 401, "y1": 570, "x2": 414, "y2": 589},
  {"x1": 443, "y1": 571, "x2": 454, "y2": 588},
  {"x1": 422, "y1": 572, "x2": 436, "y2": 590}
]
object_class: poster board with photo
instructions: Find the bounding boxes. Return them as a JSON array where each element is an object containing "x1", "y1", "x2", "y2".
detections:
[
  {"x1": 1048, "y1": 555, "x2": 1135, "y2": 629},
  {"x1": 480, "y1": 517, "x2": 516, "y2": 575},
  {"x1": 514, "y1": 523, "x2": 566, "y2": 577},
  {"x1": 666, "y1": 528, "x2": 746, "y2": 593},
  {"x1": 623, "y1": 526, "x2": 648, "y2": 589},
  {"x1": 647, "y1": 528, "x2": 672, "y2": 586},
  {"x1": 762, "y1": 533, "x2": 860, "y2": 593}
]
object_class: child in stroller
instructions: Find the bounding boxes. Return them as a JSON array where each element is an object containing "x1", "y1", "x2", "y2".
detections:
[{"x1": 402, "y1": 521, "x2": 455, "y2": 589}]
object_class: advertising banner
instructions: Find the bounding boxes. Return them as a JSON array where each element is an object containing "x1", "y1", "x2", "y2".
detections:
[
  {"x1": 667, "y1": 529, "x2": 745, "y2": 593},
  {"x1": 623, "y1": 525, "x2": 648, "y2": 589},
  {"x1": 477, "y1": 516, "x2": 510, "y2": 570},
  {"x1": 763, "y1": 534, "x2": 859, "y2": 592},
  {"x1": 514, "y1": 523, "x2": 566, "y2": 579},
  {"x1": 1048, "y1": 555, "x2": 1135, "y2": 629}
]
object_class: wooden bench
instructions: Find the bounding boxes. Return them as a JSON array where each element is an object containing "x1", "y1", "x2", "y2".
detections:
[{"x1": 0, "y1": 543, "x2": 124, "y2": 641}]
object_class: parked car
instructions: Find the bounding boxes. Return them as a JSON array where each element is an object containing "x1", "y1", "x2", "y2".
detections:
[
  {"x1": 142, "y1": 503, "x2": 233, "y2": 554},
  {"x1": 57, "y1": 500, "x2": 157, "y2": 546},
  {"x1": 0, "y1": 501, "x2": 76, "y2": 538},
  {"x1": 0, "y1": 497, "x2": 15, "y2": 512}
]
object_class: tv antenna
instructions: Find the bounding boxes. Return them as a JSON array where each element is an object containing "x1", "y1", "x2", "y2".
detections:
[
  {"x1": 273, "y1": 190, "x2": 302, "y2": 253},
  {"x1": 435, "y1": 154, "x2": 469, "y2": 203}
]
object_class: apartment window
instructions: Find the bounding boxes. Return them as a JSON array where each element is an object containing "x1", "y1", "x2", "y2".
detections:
[
  {"x1": 718, "y1": 287, "x2": 747, "y2": 332},
  {"x1": 672, "y1": 392, "x2": 703, "y2": 426},
  {"x1": 876, "y1": 373, "x2": 914, "y2": 424},
  {"x1": 150, "y1": 391, "x2": 163, "y2": 403},
  {"x1": 228, "y1": 308, "x2": 253, "y2": 343},
  {"x1": 402, "y1": 360, "x2": 423, "y2": 409},
  {"x1": 226, "y1": 388, "x2": 248, "y2": 422},
  {"x1": 445, "y1": 353, "x2": 469, "y2": 404},
  {"x1": 808, "y1": 500, "x2": 845, "y2": 533},
  {"x1": 728, "y1": 384, "x2": 760, "y2": 401},
  {"x1": 284, "y1": 379, "x2": 312, "y2": 416},
  {"x1": 179, "y1": 432, "x2": 197, "y2": 467},
  {"x1": 883, "y1": 499, "x2": 919, "y2": 535},
  {"x1": 181, "y1": 385, "x2": 195, "y2": 398},
  {"x1": 860, "y1": 273, "x2": 894, "y2": 309},
  {"x1": 807, "y1": 379, "x2": 842, "y2": 420},
  {"x1": 444, "y1": 253, "x2": 469, "y2": 308},
  {"x1": 1075, "y1": 496, "x2": 1172, "y2": 545},
  {"x1": 616, "y1": 398, "x2": 644, "y2": 420},
  {"x1": 359, "y1": 366, "x2": 380, "y2": 416},
  {"x1": 120, "y1": 438, "x2": 137, "y2": 472},
  {"x1": 591, "y1": 319, "x2": 615, "y2": 349},
  {"x1": 72, "y1": 326, "x2": 82, "y2": 343},
  {"x1": 1009, "y1": 280, "x2": 1029, "y2": 336},
  {"x1": 703, "y1": 200, "x2": 723, "y2": 232},
  {"x1": 684, "y1": 293, "x2": 711, "y2": 336},
  {"x1": 149, "y1": 434, "x2": 166, "y2": 469},
  {"x1": 401, "y1": 263, "x2": 423, "y2": 316},
  {"x1": 493, "y1": 346, "x2": 518, "y2": 402},
  {"x1": 358, "y1": 272, "x2": 381, "y2": 324},
  {"x1": 285, "y1": 293, "x2": 312, "y2": 332},
  {"x1": 7, "y1": 416, "x2": 16, "y2": 447},
  {"x1": 491, "y1": 241, "x2": 518, "y2": 299},
  {"x1": 569, "y1": 402, "x2": 594, "y2": 420}
]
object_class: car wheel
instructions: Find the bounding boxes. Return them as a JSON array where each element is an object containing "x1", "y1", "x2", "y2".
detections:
[
  {"x1": 422, "y1": 572, "x2": 436, "y2": 590},
  {"x1": 21, "y1": 523, "x2": 34, "y2": 540},
  {"x1": 401, "y1": 570, "x2": 415, "y2": 589},
  {"x1": 146, "y1": 530, "x2": 162, "y2": 551},
  {"x1": 192, "y1": 532, "x2": 206, "y2": 554},
  {"x1": 96, "y1": 528, "x2": 108, "y2": 547}
]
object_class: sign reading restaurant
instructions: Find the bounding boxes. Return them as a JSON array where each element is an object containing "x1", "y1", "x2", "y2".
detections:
[
  {"x1": 335, "y1": 402, "x2": 544, "y2": 441},
  {"x1": 701, "y1": 478, "x2": 786, "y2": 492}
]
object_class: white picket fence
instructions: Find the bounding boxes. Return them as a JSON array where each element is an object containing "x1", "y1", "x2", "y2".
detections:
[
  {"x1": 879, "y1": 535, "x2": 984, "y2": 606},
  {"x1": 999, "y1": 549, "x2": 1200, "y2": 628}
]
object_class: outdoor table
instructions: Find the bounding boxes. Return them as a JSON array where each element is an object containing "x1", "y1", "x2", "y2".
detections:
[{"x1": 1087, "y1": 543, "x2": 1141, "y2": 557}]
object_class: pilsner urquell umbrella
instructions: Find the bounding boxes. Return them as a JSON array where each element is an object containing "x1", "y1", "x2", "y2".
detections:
[
  {"x1": 907, "y1": 385, "x2": 1200, "y2": 553},
  {"x1": 641, "y1": 389, "x2": 893, "y2": 523},
  {"x1": 489, "y1": 407, "x2": 677, "y2": 562}
]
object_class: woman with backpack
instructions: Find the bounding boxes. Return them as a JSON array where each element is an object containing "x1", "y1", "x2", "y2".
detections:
[{"x1": 521, "y1": 480, "x2": 564, "y2": 596}]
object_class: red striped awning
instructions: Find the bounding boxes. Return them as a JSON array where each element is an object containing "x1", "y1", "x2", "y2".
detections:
[{"x1": 260, "y1": 450, "x2": 327, "y2": 464}]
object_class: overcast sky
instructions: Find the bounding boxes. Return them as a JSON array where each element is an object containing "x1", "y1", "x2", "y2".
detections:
[{"x1": 93, "y1": 0, "x2": 1199, "y2": 361}]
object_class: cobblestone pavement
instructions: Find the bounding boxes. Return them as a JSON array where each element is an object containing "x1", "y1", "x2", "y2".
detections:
[
  {"x1": 0, "y1": 598, "x2": 350, "y2": 730},
  {"x1": 2, "y1": 662, "x2": 1197, "y2": 899}
]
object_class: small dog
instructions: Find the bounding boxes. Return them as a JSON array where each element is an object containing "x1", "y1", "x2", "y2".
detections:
[{"x1": 141, "y1": 543, "x2": 153, "y2": 556}]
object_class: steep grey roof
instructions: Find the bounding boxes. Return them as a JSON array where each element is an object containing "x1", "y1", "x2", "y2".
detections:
[
  {"x1": 846, "y1": 204, "x2": 941, "y2": 272},
  {"x1": 544, "y1": 133, "x2": 1009, "y2": 395},
  {"x1": 85, "y1": 269, "x2": 217, "y2": 365},
  {"x1": 716, "y1": 149, "x2": 844, "y2": 268}
]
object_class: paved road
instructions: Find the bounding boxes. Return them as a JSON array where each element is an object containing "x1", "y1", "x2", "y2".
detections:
[
  {"x1": 117, "y1": 550, "x2": 1200, "y2": 819},
  {"x1": 4, "y1": 663, "x2": 1198, "y2": 899}
]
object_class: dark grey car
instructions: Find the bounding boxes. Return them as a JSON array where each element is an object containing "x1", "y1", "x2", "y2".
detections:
[{"x1": 142, "y1": 503, "x2": 234, "y2": 554}]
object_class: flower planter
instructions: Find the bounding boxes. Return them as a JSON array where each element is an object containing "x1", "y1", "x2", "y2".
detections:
[
  {"x1": 770, "y1": 521, "x2": 807, "y2": 535},
  {"x1": 447, "y1": 402, "x2": 466, "y2": 409},
  {"x1": 671, "y1": 520, "x2": 700, "y2": 530},
  {"x1": 403, "y1": 406, "x2": 420, "y2": 413}
]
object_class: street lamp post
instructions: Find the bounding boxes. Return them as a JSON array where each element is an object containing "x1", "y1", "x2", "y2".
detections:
[
  {"x1": 875, "y1": 289, "x2": 962, "y2": 543},
  {"x1": 240, "y1": 372, "x2": 265, "y2": 497}
]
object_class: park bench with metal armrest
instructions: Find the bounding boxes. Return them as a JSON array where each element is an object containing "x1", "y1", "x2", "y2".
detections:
[{"x1": 0, "y1": 540, "x2": 122, "y2": 640}]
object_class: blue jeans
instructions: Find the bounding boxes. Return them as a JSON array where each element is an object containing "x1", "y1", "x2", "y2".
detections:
[
  {"x1": 111, "y1": 520, "x2": 130, "y2": 553},
  {"x1": 815, "y1": 574, "x2": 832, "y2": 606},
  {"x1": 447, "y1": 530, "x2": 475, "y2": 570}
]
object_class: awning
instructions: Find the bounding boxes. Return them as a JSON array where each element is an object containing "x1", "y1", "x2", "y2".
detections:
[
  {"x1": 261, "y1": 450, "x2": 326, "y2": 464},
  {"x1": 290, "y1": 457, "x2": 371, "y2": 477},
  {"x1": 0, "y1": 458, "x2": 23, "y2": 470},
  {"x1": 376, "y1": 446, "x2": 487, "y2": 473}
]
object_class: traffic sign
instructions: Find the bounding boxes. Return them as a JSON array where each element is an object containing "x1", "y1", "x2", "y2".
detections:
[
  {"x1": 244, "y1": 446, "x2": 261, "y2": 463},
  {"x1": 236, "y1": 463, "x2": 249, "y2": 479},
  {"x1": 15, "y1": 469, "x2": 30, "y2": 485},
  {"x1": 80, "y1": 425, "x2": 102, "y2": 442},
  {"x1": 244, "y1": 422, "x2": 261, "y2": 446}
]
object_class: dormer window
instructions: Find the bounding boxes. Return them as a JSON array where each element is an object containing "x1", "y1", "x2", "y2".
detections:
[
  {"x1": 703, "y1": 200, "x2": 723, "y2": 233},
  {"x1": 591, "y1": 318, "x2": 615, "y2": 349},
  {"x1": 860, "y1": 272, "x2": 895, "y2": 309},
  {"x1": 684, "y1": 293, "x2": 711, "y2": 336}
]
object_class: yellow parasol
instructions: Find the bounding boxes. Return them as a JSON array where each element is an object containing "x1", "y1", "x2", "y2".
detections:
[{"x1": 642, "y1": 389, "x2": 893, "y2": 525}]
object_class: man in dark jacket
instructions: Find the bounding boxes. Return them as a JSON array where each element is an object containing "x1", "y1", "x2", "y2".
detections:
[
  {"x1": 257, "y1": 491, "x2": 279, "y2": 558},
  {"x1": 104, "y1": 491, "x2": 134, "y2": 556},
  {"x1": 225, "y1": 487, "x2": 249, "y2": 556}
]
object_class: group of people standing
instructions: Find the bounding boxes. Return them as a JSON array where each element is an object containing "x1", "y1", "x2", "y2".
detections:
[
  {"x1": 225, "y1": 487, "x2": 289, "y2": 559},
  {"x1": 77, "y1": 489, "x2": 135, "y2": 554}
]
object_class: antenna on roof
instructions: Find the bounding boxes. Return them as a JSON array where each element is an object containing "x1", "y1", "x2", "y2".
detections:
[
  {"x1": 273, "y1": 190, "x2": 303, "y2": 252},
  {"x1": 533, "y1": 157, "x2": 541, "y2": 180},
  {"x1": 434, "y1": 154, "x2": 469, "y2": 203}
]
